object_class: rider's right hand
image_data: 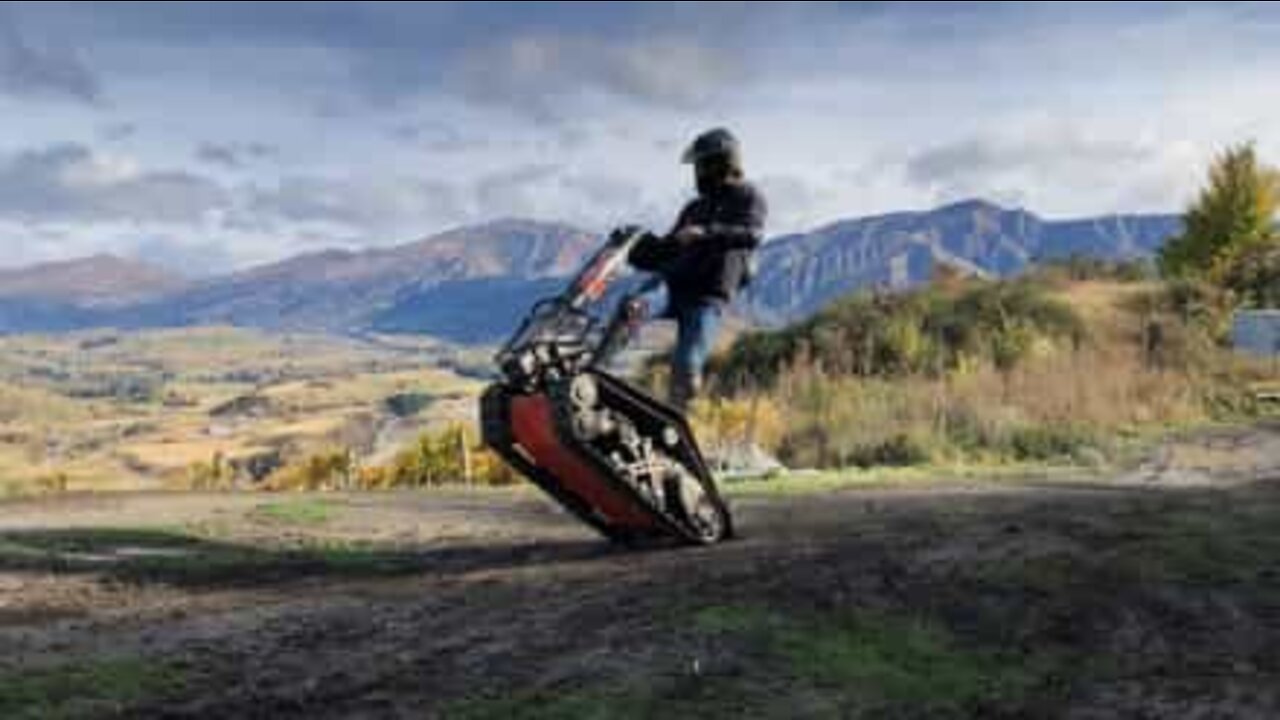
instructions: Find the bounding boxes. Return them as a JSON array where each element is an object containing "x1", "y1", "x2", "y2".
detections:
[
  {"x1": 626, "y1": 229, "x2": 668, "y2": 272},
  {"x1": 611, "y1": 224, "x2": 646, "y2": 243}
]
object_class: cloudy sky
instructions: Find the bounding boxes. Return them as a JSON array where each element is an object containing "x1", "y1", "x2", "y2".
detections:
[{"x1": 1, "y1": 1, "x2": 1277, "y2": 273}]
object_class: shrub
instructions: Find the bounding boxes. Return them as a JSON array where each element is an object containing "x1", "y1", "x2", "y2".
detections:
[
  {"x1": 1003, "y1": 425, "x2": 1096, "y2": 463},
  {"x1": 713, "y1": 280, "x2": 1084, "y2": 390},
  {"x1": 372, "y1": 423, "x2": 518, "y2": 488},
  {"x1": 384, "y1": 392, "x2": 433, "y2": 418},
  {"x1": 845, "y1": 434, "x2": 933, "y2": 468},
  {"x1": 264, "y1": 449, "x2": 353, "y2": 491},
  {"x1": 34, "y1": 472, "x2": 69, "y2": 494},
  {"x1": 187, "y1": 452, "x2": 230, "y2": 491}
]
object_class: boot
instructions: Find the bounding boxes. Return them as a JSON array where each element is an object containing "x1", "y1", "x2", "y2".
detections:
[{"x1": 668, "y1": 370, "x2": 701, "y2": 414}]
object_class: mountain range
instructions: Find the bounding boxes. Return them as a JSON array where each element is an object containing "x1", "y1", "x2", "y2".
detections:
[
  {"x1": 0, "y1": 200, "x2": 1182, "y2": 342},
  {"x1": 748, "y1": 199, "x2": 1180, "y2": 320}
]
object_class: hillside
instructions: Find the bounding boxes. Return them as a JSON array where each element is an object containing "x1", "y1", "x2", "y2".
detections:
[
  {"x1": 702, "y1": 268, "x2": 1272, "y2": 471},
  {"x1": 0, "y1": 254, "x2": 187, "y2": 307},
  {"x1": 0, "y1": 202, "x2": 1181, "y2": 342},
  {"x1": 0, "y1": 328, "x2": 483, "y2": 496}
]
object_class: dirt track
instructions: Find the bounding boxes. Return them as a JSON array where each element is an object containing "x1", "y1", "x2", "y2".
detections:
[{"x1": 2, "y1": 425, "x2": 1280, "y2": 719}]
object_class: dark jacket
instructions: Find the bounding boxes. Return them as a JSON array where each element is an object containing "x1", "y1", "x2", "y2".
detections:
[{"x1": 629, "y1": 180, "x2": 767, "y2": 307}]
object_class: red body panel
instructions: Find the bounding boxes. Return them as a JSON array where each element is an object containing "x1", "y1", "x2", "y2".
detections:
[{"x1": 509, "y1": 393, "x2": 659, "y2": 531}]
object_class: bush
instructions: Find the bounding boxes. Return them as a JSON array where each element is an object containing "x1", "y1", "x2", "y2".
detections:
[
  {"x1": 1125, "y1": 280, "x2": 1234, "y2": 370},
  {"x1": 1003, "y1": 425, "x2": 1096, "y2": 463},
  {"x1": 264, "y1": 449, "x2": 353, "y2": 491},
  {"x1": 66, "y1": 375, "x2": 164, "y2": 403},
  {"x1": 713, "y1": 280, "x2": 1084, "y2": 390},
  {"x1": 689, "y1": 396, "x2": 785, "y2": 455},
  {"x1": 187, "y1": 453, "x2": 230, "y2": 491},
  {"x1": 34, "y1": 472, "x2": 69, "y2": 494},
  {"x1": 372, "y1": 423, "x2": 519, "y2": 488},
  {"x1": 845, "y1": 434, "x2": 932, "y2": 468},
  {"x1": 384, "y1": 392, "x2": 433, "y2": 418}
]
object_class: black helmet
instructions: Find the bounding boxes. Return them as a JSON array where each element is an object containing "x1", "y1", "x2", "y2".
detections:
[{"x1": 681, "y1": 127, "x2": 741, "y2": 165}]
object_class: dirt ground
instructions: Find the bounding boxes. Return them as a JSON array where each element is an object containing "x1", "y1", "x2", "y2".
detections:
[{"x1": 2, "y1": 424, "x2": 1279, "y2": 719}]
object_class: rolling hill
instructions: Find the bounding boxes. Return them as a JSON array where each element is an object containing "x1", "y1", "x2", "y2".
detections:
[{"x1": 0, "y1": 254, "x2": 186, "y2": 306}]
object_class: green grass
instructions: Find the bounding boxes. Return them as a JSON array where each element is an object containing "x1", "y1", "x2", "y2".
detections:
[
  {"x1": 0, "y1": 658, "x2": 186, "y2": 720},
  {"x1": 691, "y1": 603, "x2": 1042, "y2": 716},
  {"x1": 1121, "y1": 506, "x2": 1280, "y2": 588},
  {"x1": 691, "y1": 603, "x2": 777, "y2": 634},
  {"x1": 450, "y1": 601, "x2": 1052, "y2": 720},
  {"x1": 0, "y1": 526, "x2": 431, "y2": 587},
  {"x1": 722, "y1": 463, "x2": 1091, "y2": 498},
  {"x1": 778, "y1": 612, "x2": 1037, "y2": 710},
  {"x1": 252, "y1": 498, "x2": 338, "y2": 525},
  {"x1": 442, "y1": 690, "x2": 636, "y2": 720}
]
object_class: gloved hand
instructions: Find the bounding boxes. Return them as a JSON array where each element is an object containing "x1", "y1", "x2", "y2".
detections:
[
  {"x1": 627, "y1": 228, "x2": 671, "y2": 271},
  {"x1": 610, "y1": 224, "x2": 647, "y2": 244}
]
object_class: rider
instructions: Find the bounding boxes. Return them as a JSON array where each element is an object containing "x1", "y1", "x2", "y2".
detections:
[{"x1": 628, "y1": 127, "x2": 768, "y2": 411}]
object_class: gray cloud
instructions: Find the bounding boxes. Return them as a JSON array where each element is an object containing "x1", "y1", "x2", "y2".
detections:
[
  {"x1": 451, "y1": 34, "x2": 733, "y2": 119},
  {"x1": 195, "y1": 141, "x2": 279, "y2": 169},
  {"x1": 0, "y1": 143, "x2": 227, "y2": 224},
  {"x1": 755, "y1": 174, "x2": 838, "y2": 232},
  {"x1": 470, "y1": 164, "x2": 668, "y2": 230},
  {"x1": 906, "y1": 133, "x2": 1152, "y2": 188},
  {"x1": 901, "y1": 128, "x2": 1184, "y2": 212},
  {"x1": 0, "y1": 6, "x2": 101, "y2": 104},
  {"x1": 247, "y1": 174, "x2": 465, "y2": 238},
  {"x1": 388, "y1": 122, "x2": 493, "y2": 155},
  {"x1": 558, "y1": 172, "x2": 644, "y2": 210},
  {"x1": 473, "y1": 164, "x2": 561, "y2": 216},
  {"x1": 99, "y1": 121, "x2": 137, "y2": 142}
]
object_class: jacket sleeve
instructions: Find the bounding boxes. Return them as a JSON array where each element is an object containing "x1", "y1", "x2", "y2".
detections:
[
  {"x1": 707, "y1": 185, "x2": 767, "y2": 251},
  {"x1": 630, "y1": 200, "x2": 698, "y2": 271}
]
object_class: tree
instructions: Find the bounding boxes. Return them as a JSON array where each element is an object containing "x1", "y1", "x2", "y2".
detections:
[
  {"x1": 1159, "y1": 142, "x2": 1280, "y2": 284},
  {"x1": 1221, "y1": 239, "x2": 1280, "y2": 308}
]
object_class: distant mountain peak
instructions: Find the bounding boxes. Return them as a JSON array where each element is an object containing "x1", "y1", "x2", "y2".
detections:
[
  {"x1": 748, "y1": 201, "x2": 1180, "y2": 321},
  {"x1": 935, "y1": 198, "x2": 1011, "y2": 214}
]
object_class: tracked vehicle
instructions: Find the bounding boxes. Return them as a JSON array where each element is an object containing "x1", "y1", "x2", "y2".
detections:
[{"x1": 480, "y1": 227, "x2": 733, "y2": 545}]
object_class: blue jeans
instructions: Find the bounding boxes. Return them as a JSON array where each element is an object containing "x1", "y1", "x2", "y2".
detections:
[{"x1": 669, "y1": 301, "x2": 722, "y2": 408}]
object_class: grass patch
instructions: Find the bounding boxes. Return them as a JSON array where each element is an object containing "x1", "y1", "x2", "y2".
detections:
[
  {"x1": 1121, "y1": 506, "x2": 1280, "y2": 587},
  {"x1": 778, "y1": 613, "x2": 1037, "y2": 711},
  {"x1": 723, "y1": 470, "x2": 911, "y2": 498},
  {"x1": 692, "y1": 603, "x2": 777, "y2": 634},
  {"x1": 723, "y1": 463, "x2": 1089, "y2": 498},
  {"x1": 0, "y1": 527, "x2": 428, "y2": 587},
  {"x1": 441, "y1": 678, "x2": 776, "y2": 720},
  {"x1": 442, "y1": 689, "x2": 637, "y2": 720},
  {"x1": 443, "y1": 602, "x2": 1047, "y2": 720},
  {"x1": 0, "y1": 658, "x2": 186, "y2": 720},
  {"x1": 690, "y1": 604, "x2": 1042, "y2": 717},
  {"x1": 251, "y1": 498, "x2": 337, "y2": 525}
]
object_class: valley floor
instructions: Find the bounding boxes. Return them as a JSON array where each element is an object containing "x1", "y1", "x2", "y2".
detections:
[{"x1": 1, "y1": 424, "x2": 1279, "y2": 719}]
